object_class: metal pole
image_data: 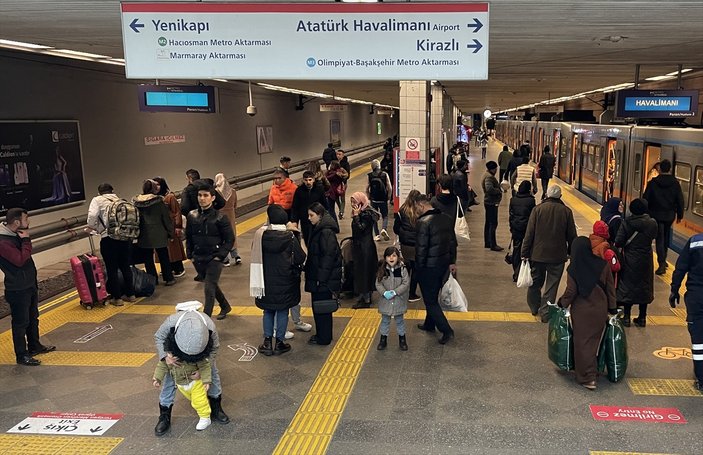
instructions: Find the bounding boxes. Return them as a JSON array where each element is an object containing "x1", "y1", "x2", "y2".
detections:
[
  {"x1": 634, "y1": 64, "x2": 640, "y2": 89},
  {"x1": 677, "y1": 64, "x2": 683, "y2": 89}
]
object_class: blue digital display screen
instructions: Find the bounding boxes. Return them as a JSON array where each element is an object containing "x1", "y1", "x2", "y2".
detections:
[
  {"x1": 145, "y1": 92, "x2": 210, "y2": 107},
  {"x1": 624, "y1": 97, "x2": 692, "y2": 112},
  {"x1": 138, "y1": 85, "x2": 216, "y2": 113},
  {"x1": 616, "y1": 89, "x2": 698, "y2": 118}
]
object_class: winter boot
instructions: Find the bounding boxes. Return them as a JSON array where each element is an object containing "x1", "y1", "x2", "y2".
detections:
[
  {"x1": 154, "y1": 404, "x2": 172, "y2": 436},
  {"x1": 209, "y1": 395, "x2": 230, "y2": 424},
  {"x1": 633, "y1": 317, "x2": 646, "y2": 327},
  {"x1": 275, "y1": 339, "x2": 292, "y2": 354},
  {"x1": 259, "y1": 337, "x2": 273, "y2": 356},
  {"x1": 399, "y1": 335, "x2": 408, "y2": 351},
  {"x1": 377, "y1": 335, "x2": 387, "y2": 350}
]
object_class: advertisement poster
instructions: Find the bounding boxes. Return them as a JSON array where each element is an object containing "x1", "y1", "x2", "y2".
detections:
[
  {"x1": 0, "y1": 121, "x2": 85, "y2": 216},
  {"x1": 330, "y1": 119, "x2": 341, "y2": 148},
  {"x1": 256, "y1": 126, "x2": 273, "y2": 155},
  {"x1": 394, "y1": 137, "x2": 426, "y2": 211}
]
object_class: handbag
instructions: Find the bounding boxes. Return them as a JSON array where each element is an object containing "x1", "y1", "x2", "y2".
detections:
[
  {"x1": 454, "y1": 197, "x2": 471, "y2": 241},
  {"x1": 312, "y1": 298, "x2": 339, "y2": 315},
  {"x1": 547, "y1": 302, "x2": 574, "y2": 371},
  {"x1": 504, "y1": 238, "x2": 513, "y2": 265}
]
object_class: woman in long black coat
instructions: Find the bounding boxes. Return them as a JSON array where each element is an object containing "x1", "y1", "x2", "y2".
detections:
[
  {"x1": 305, "y1": 202, "x2": 342, "y2": 345},
  {"x1": 614, "y1": 198, "x2": 658, "y2": 327},
  {"x1": 350, "y1": 192, "x2": 379, "y2": 309},
  {"x1": 509, "y1": 180, "x2": 536, "y2": 281},
  {"x1": 132, "y1": 179, "x2": 174, "y2": 285}
]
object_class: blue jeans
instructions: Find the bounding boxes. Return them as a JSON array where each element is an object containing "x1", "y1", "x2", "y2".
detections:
[
  {"x1": 371, "y1": 201, "x2": 389, "y2": 235},
  {"x1": 264, "y1": 309, "x2": 289, "y2": 340},
  {"x1": 159, "y1": 360, "x2": 222, "y2": 406},
  {"x1": 380, "y1": 314, "x2": 406, "y2": 336}
]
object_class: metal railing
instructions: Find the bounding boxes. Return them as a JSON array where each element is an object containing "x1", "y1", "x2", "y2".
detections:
[{"x1": 29, "y1": 141, "x2": 385, "y2": 254}]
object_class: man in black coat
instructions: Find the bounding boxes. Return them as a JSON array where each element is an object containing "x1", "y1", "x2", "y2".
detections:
[
  {"x1": 452, "y1": 161, "x2": 470, "y2": 210},
  {"x1": 415, "y1": 195, "x2": 458, "y2": 344},
  {"x1": 180, "y1": 169, "x2": 226, "y2": 216},
  {"x1": 643, "y1": 159, "x2": 685, "y2": 275},
  {"x1": 431, "y1": 174, "x2": 460, "y2": 221},
  {"x1": 186, "y1": 183, "x2": 234, "y2": 318},
  {"x1": 291, "y1": 171, "x2": 329, "y2": 246},
  {"x1": 322, "y1": 143, "x2": 336, "y2": 170}
]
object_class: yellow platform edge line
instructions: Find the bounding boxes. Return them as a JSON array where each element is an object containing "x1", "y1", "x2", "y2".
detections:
[
  {"x1": 590, "y1": 452, "x2": 680, "y2": 455},
  {"x1": 272, "y1": 313, "x2": 380, "y2": 455},
  {"x1": 0, "y1": 435, "x2": 123, "y2": 454}
]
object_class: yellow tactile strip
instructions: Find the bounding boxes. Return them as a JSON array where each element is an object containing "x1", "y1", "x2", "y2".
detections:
[
  {"x1": 0, "y1": 435, "x2": 123, "y2": 455},
  {"x1": 591, "y1": 452, "x2": 680, "y2": 455},
  {"x1": 273, "y1": 313, "x2": 379, "y2": 455},
  {"x1": 627, "y1": 378, "x2": 703, "y2": 397},
  {"x1": 34, "y1": 351, "x2": 154, "y2": 367}
]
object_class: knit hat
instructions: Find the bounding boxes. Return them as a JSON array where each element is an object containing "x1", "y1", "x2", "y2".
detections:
[
  {"x1": 174, "y1": 311, "x2": 209, "y2": 356},
  {"x1": 546, "y1": 185, "x2": 562, "y2": 199},
  {"x1": 486, "y1": 161, "x2": 498, "y2": 170},
  {"x1": 267, "y1": 204, "x2": 288, "y2": 225},
  {"x1": 629, "y1": 198, "x2": 648, "y2": 216},
  {"x1": 593, "y1": 220, "x2": 610, "y2": 239},
  {"x1": 502, "y1": 145, "x2": 509, "y2": 151},
  {"x1": 371, "y1": 159, "x2": 381, "y2": 171}
]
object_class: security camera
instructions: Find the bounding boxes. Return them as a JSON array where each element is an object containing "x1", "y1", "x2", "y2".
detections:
[{"x1": 246, "y1": 105, "x2": 257, "y2": 116}]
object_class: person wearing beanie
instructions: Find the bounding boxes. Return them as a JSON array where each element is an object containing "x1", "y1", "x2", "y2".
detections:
[
  {"x1": 498, "y1": 145, "x2": 513, "y2": 182},
  {"x1": 366, "y1": 160, "x2": 393, "y2": 242},
  {"x1": 613, "y1": 197, "x2": 657, "y2": 327},
  {"x1": 185, "y1": 184, "x2": 234, "y2": 319},
  {"x1": 481, "y1": 161, "x2": 503, "y2": 251},
  {"x1": 251, "y1": 204, "x2": 307, "y2": 355},
  {"x1": 521, "y1": 184, "x2": 577, "y2": 321},
  {"x1": 153, "y1": 301, "x2": 230, "y2": 436}
]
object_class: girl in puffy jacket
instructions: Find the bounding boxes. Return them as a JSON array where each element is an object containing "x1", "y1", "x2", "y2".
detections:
[
  {"x1": 589, "y1": 220, "x2": 621, "y2": 276},
  {"x1": 375, "y1": 247, "x2": 409, "y2": 351}
]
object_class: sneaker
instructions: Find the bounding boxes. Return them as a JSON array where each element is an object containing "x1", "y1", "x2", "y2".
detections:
[
  {"x1": 381, "y1": 229, "x2": 390, "y2": 241},
  {"x1": 164, "y1": 280, "x2": 176, "y2": 286},
  {"x1": 122, "y1": 295, "x2": 137, "y2": 303},
  {"x1": 338, "y1": 213, "x2": 344, "y2": 220},
  {"x1": 294, "y1": 321, "x2": 313, "y2": 332},
  {"x1": 222, "y1": 259, "x2": 231, "y2": 268},
  {"x1": 194, "y1": 275, "x2": 204, "y2": 282},
  {"x1": 374, "y1": 235, "x2": 382, "y2": 241},
  {"x1": 109, "y1": 298, "x2": 124, "y2": 307},
  {"x1": 408, "y1": 294, "x2": 421, "y2": 302},
  {"x1": 694, "y1": 381, "x2": 703, "y2": 391},
  {"x1": 173, "y1": 270, "x2": 186, "y2": 278},
  {"x1": 274, "y1": 330, "x2": 295, "y2": 340},
  {"x1": 234, "y1": 256, "x2": 242, "y2": 265},
  {"x1": 196, "y1": 417, "x2": 211, "y2": 431}
]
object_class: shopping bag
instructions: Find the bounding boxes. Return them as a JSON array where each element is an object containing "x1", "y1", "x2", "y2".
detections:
[
  {"x1": 547, "y1": 302, "x2": 574, "y2": 371},
  {"x1": 454, "y1": 198, "x2": 470, "y2": 241},
  {"x1": 516, "y1": 260, "x2": 533, "y2": 288},
  {"x1": 439, "y1": 274, "x2": 468, "y2": 312},
  {"x1": 603, "y1": 314, "x2": 628, "y2": 382}
]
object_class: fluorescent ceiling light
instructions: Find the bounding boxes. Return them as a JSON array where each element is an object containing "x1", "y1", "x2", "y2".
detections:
[
  {"x1": 211, "y1": 78, "x2": 228, "y2": 82},
  {"x1": 0, "y1": 38, "x2": 52, "y2": 49},
  {"x1": 46, "y1": 49, "x2": 112, "y2": 59},
  {"x1": 257, "y1": 82, "x2": 397, "y2": 109},
  {"x1": 340, "y1": 0, "x2": 381, "y2": 3},
  {"x1": 100, "y1": 59, "x2": 125, "y2": 66},
  {"x1": 645, "y1": 68, "x2": 692, "y2": 81}
]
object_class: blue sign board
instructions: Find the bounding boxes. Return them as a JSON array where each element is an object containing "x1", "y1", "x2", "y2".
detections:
[
  {"x1": 616, "y1": 89, "x2": 698, "y2": 118},
  {"x1": 138, "y1": 85, "x2": 216, "y2": 113}
]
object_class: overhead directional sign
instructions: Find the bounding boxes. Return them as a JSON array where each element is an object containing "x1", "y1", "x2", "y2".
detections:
[{"x1": 120, "y1": 2, "x2": 489, "y2": 80}]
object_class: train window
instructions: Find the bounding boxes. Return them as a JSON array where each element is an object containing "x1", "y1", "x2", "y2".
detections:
[
  {"x1": 693, "y1": 167, "x2": 703, "y2": 217},
  {"x1": 674, "y1": 163, "x2": 691, "y2": 211},
  {"x1": 589, "y1": 144, "x2": 596, "y2": 171},
  {"x1": 594, "y1": 146, "x2": 602, "y2": 174},
  {"x1": 633, "y1": 154, "x2": 642, "y2": 191}
]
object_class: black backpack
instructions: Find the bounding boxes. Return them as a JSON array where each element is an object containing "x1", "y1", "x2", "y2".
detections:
[{"x1": 368, "y1": 172, "x2": 388, "y2": 201}]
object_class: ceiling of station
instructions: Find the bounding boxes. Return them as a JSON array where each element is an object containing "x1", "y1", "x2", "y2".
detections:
[{"x1": 1, "y1": 0, "x2": 702, "y2": 113}]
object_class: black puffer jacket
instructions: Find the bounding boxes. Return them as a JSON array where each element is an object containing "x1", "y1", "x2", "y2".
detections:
[
  {"x1": 290, "y1": 184, "x2": 327, "y2": 225},
  {"x1": 415, "y1": 209, "x2": 457, "y2": 269},
  {"x1": 614, "y1": 214, "x2": 658, "y2": 305},
  {"x1": 255, "y1": 229, "x2": 306, "y2": 311},
  {"x1": 393, "y1": 209, "x2": 418, "y2": 247},
  {"x1": 352, "y1": 209, "x2": 379, "y2": 294},
  {"x1": 431, "y1": 192, "x2": 461, "y2": 221},
  {"x1": 452, "y1": 170, "x2": 469, "y2": 201},
  {"x1": 538, "y1": 153, "x2": 556, "y2": 179},
  {"x1": 643, "y1": 174, "x2": 684, "y2": 223},
  {"x1": 180, "y1": 179, "x2": 226, "y2": 216},
  {"x1": 305, "y1": 214, "x2": 342, "y2": 293},
  {"x1": 509, "y1": 193, "x2": 536, "y2": 239},
  {"x1": 185, "y1": 206, "x2": 234, "y2": 263}
]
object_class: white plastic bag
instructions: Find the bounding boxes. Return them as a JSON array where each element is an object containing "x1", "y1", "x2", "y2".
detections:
[
  {"x1": 454, "y1": 197, "x2": 470, "y2": 241},
  {"x1": 439, "y1": 274, "x2": 468, "y2": 312},
  {"x1": 516, "y1": 259, "x2": 533, "y2": 288}
]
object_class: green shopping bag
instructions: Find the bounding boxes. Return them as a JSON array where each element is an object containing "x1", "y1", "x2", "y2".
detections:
[
  {"x1": 603, "y1": 314, "x2": 628, "y2": 382},
  {"x1": 547, "y1": 302, "x2": 574, "y2": 371}
]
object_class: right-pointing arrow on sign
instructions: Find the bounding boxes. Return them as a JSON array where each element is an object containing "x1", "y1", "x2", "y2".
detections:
[
  {"x1": 467, "y1": 39, "x2": 483, "y2": 53},
  {"x1": 467, "y1": 18, "x2": 483, "y2": 33}
]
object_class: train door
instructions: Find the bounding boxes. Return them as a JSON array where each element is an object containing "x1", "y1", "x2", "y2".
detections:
[
  {"x1": 571, "y1": 133, "x2": 581, "y2": 185},
  {"x1": 661, "y1": 145, "x2": 674, "y2": 165},
  {"x1": 644, "y1": 143, "x2": 662, "y2": 188},
  {"x1": 603, "y1": 138, "x2": 617, "y2": 201},
  {"x1": 553, "y1": 130, "x2": 561, "y2": 174},
  {"x1": 558, "y1": 134, "x2": 570, "y2": 183},
  {"x1": 630, "y1": 141, "x2": 644, "y2": 203},
  {"x1": 613, "y1": 139, "x2": 626, "y2": 200}
]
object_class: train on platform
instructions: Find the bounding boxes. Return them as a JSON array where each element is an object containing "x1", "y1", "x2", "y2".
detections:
[{"x1": 495, "y1": 120, "x2": 703, "y2": 253}]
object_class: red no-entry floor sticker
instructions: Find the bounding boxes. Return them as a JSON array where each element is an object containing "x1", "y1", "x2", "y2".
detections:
[{"x1": 590, "y1": 405, "x2": 686, "y2": 424}]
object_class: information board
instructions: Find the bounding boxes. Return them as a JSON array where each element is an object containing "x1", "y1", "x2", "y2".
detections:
[
  {"x1": 616, "y1": 89, "x2": 699, "y2": 118},
  {"x1": 121, "y1": 2, "x2": 489, "y2": 80}
]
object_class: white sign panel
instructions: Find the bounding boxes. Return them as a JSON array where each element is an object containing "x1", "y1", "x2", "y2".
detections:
[
  {"x1": 8, "y1": 412, "x2": 122, "y2": 436},
  {"x1": 121, "y1": 2, "x2": 489, "y2": 80},
  {"x1": 396, "y1": 138, "x2": 426, "y2": 203},
  {"x1": 320, "y1": 104, "x2": 348, "y2": 112},
  {"x1": 144, "y1": 134, "x2": 186, "y2": 146}
]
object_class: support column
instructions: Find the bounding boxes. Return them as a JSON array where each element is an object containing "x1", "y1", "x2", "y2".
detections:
[
  {"x1": 399, "y1": 80, "x2": 428, "y2": 194},
  {"x1": 430, "y1": 84, "x2": 443, "y2": 151}
]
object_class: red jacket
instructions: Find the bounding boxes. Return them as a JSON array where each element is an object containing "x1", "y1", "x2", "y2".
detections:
[{"x1": 268, "y1": 178, "x2": 297, "y2": 210}]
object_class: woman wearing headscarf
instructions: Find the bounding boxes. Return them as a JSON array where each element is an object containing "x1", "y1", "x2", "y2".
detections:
[
  {"x1": 613, "y1": 198, "x2": 658, "y2": 327},
  {"x1": 153, "y1": 177, "x2": 186, "y2": 278},
  {"x1": 214, "y1": 173, "x2": 241, "y2": 265},
  {"x1": 304, "y1": 202, "x2": 342, "y2": 345},
  {"x1": 250, "y1": 205, "x2": 306, "y2": 355},
  {"x1": 350, "y1": 192, "x2": 379, "y2": 309},
  {"x1": 133, "y1": 179, "x2": 175, "y2": 285},
  {"x1": 558, "y1": 236, "x2": 617, "y2": 390},
  {"x1": 600, "y1": 197, "x2": 624, "y2": 243}
]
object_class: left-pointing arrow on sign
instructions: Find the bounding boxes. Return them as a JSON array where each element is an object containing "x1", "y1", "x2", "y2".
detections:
[
  {"x1": 130, "y1": 18, "x2": 144, "y2": 33},
  {"x1": 17, "y1": 425, "x2": 30, "y2": 431},
  {"x1": 467, "y1": 39, "x2": 483, "y2": 53}
]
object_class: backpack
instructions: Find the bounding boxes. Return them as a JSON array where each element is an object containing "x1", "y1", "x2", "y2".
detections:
[
  {"x1": 368, "y1": 172, "x2": 388, "y2": 201},
  {"x1": 103, "y1": 198, "x2": 140, "y2": 241}
]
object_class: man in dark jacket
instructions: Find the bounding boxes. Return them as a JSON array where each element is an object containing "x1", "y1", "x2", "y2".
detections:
[
  {"x1": 322, "y1": 143, "x2": 336, "y2": 169},
  {"x1": 415, "y1": 195, "x2": 457, "y2": 344},
  {"x1": 180, "y1": 169, "x2": 225, "y2": 216},
  {"x1": 452, "y1": 161, "x2": 470, "y2": 210},
  {"x1": 521, "y1": 185, "x2": 577, "y2": 320},
  {"x1": 537, "y1": 146, "x2": 556, "y2": 199},
  {"x1": 335, "y1": 149, "x2": 351, "y2": 218},
  {"x1": 497, "y1": 145, "x2": 513, "y2": 183},
  {"x1": 291, "y1": 171, "x2": 328, "y2": 246},
  {"x1": 670, "y1": 232, "x2": 703, "y2": 390},
  {"x1": 0, "y1": 208, "x2": 55, "y2": 366},
  {"x1": 482, "y1": 161, "x2": 503, "y2": 251},
  {"x1": 186, "y1": 183, "x2": 235, "y2": 319},
  {"x1": 431, "y1": 174, "x2": 460, "y2": 221},
  {"x1": 509, "y1": 181, "x2": 536, "y2": 281},
  {"x1": 643, "y1": 159, "x2": 685, "y2": 275}
]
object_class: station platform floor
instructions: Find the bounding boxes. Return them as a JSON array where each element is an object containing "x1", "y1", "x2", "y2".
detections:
[{"x1": 0, "y1": 140, "x2": 700, "y2": 455}]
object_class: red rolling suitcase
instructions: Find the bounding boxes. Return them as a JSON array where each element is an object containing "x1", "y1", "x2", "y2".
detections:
[{"x1": 70, "y1": 254, "x2": 108, "y2": 309}]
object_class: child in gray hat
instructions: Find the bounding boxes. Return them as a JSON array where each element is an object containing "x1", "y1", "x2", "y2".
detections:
[{"x1": 153, "y1": 304, "x2": 214, "y2": 431}]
